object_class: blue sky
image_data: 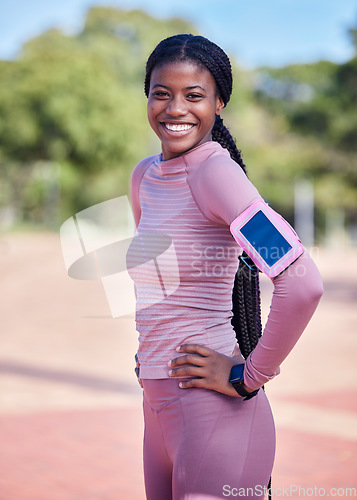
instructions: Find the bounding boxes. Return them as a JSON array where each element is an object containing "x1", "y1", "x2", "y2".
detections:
[{"x1": 1, "y1": 0, "x2": 356, "y2": 68}]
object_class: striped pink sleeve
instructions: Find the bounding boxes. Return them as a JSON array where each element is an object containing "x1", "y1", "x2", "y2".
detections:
[{"x1": 130, "y1": 156, "x2": 155, "y2": 227}]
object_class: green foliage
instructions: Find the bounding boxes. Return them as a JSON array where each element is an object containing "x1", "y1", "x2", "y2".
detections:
[
  {"x1": 0, "y1": 6, "x2": 356, "y2": 239},
  {"x1": 0, "y1": 28, "x2": 147, "y2": 170},
  {"x1": 251, "y1": 50, "x2": 357, "y2": 231},
  {"x1": 0, "y1": 7, "x2": 195, "y2": 225},
  {"x1": 253, "y1": 57, "x2": 357, "y2": 155}
]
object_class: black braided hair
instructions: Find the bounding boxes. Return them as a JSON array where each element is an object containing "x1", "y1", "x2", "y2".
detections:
[
  {"x1": 212, "y1": 115, "x2": 247, "y2": 175},
  {"x1": 144, "y1": 34, "x2": 262, "y2": 359}
]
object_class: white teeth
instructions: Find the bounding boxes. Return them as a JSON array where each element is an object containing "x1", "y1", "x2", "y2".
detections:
[{"x1": 164, "y1": 123, "x2": 194, "y2": 131}]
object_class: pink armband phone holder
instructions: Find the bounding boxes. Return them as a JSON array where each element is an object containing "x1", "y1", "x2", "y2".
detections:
[{"x1": 230, "y1": 200, "x2": 304, "y2": 278}]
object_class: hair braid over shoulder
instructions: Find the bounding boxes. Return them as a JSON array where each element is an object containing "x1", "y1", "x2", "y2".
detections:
[{"x1": 212, "y1": 116, "x2": 247, "y2": 174}]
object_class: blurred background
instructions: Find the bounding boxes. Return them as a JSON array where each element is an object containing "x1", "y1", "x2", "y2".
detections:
[
  {"x1": 0, "y1": 1, "x2": 356, "y2": 499},
  {"x1": 1, "y1": 0, "x2": 357, "y2": 243}
]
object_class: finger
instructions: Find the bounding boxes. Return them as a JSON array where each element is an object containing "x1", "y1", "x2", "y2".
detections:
[
  {"x1": 178, "y1": 378, "x2": 206, "y2": 389},
  {"x1": 176, "y1": 344, "x2": 213, "y2": 357},
  {"x1": 169, "y1": 365, "x2": 205, "y2": 378},
  {"x1": 169, "y1": 353, "x2": 206, "y2": 368}
]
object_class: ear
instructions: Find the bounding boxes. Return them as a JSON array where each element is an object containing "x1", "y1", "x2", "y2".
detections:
[{"x1": 215, "y1": 95, "x2": 224, "y2": 115}]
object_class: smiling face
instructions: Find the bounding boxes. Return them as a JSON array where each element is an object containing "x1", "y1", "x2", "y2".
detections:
[{"x1": 147, "y1": 61, "x2": 224, "y2": 160}]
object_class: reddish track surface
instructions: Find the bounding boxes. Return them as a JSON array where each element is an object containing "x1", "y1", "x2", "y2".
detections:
[{"x1": 0, "y1": 233, "x2": 356, "y2": 499}]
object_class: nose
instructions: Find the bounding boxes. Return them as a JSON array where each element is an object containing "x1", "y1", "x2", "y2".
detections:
[{"x1": 166, "y1": 96, "x2": 187, "y2": 117}]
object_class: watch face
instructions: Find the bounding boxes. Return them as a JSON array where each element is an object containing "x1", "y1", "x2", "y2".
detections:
[{"x1": 229, "y1": 363, "x2": 245, "y2": 383}]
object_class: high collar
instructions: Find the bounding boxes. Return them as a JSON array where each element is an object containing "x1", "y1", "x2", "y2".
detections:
[{"x1": 153, "y1": 141, "x2": 228, "y2": 176}]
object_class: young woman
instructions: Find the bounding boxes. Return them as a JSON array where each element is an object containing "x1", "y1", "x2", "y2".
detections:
[{"x1": 128, "y1": 34, "x2": 323, "y2": 500}]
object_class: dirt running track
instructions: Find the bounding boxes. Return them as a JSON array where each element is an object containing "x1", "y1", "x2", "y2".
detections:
[{"x1": 0, "y1": 233, "x2": 356, "y2": 499}]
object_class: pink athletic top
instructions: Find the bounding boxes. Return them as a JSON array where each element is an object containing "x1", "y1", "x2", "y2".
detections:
[{"x1": 129, "y1": 141, "x2": 323, "y2": 388}]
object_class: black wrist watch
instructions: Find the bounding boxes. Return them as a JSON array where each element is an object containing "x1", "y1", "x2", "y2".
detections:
[{"x1": 229, "y1": 363, "x2": 260, "y2": 400}]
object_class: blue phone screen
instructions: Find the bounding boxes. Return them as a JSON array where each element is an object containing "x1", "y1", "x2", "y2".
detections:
[{"x1": 240, "y1": 210, "x2": 292, "y2": 266}]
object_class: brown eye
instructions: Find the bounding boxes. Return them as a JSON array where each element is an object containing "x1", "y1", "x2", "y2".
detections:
[
  {"x1": 153, "y1": 91, "x2": 169, "y2": 98},
  {"x1": 187, "y1": 93, "x2": 203, "y2": 100}
]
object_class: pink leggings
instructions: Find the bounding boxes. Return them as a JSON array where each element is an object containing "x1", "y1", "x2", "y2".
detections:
[{"x1": 142, "y1": 378, "x2": 275, "y2": 499}]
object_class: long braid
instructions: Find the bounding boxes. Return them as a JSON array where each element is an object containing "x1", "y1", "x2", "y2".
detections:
[
  {"x1": 144, "y1": 33, "x2": 262, "y2": 359},
  {"x1": 212, "y1": 115, "x2": 247, "y2": 174},
  {"x1": 212, "y1": 115, "x2": 262, "y2": 357}
]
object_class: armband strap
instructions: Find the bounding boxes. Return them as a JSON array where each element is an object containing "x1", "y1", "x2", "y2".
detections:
[{"x1": 230, "y1": 200, "x2": 304, "y2": 278}]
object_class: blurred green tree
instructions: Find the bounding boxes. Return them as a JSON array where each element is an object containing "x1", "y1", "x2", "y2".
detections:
[
  {"x1": 0, "y1": 7, "x2": 196, "y2": 226},
  {"x1": 0, "y1": 6, "x2": 356, "y2": 242},
  {"x1": 249, "y1": 20, "x2": 357, "y2": 239}
]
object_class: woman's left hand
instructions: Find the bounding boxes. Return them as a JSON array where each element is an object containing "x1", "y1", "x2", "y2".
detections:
[{"x1": 168, "y1": 344, "x2": 250, "y2": 397}]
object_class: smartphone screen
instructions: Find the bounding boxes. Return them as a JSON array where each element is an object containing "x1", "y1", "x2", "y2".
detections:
[{"x1": 239, "y1": 210, "x2": 292, "y2": 266}]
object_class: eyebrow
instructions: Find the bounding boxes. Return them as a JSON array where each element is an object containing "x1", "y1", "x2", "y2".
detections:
[{"x1": 152, "y1": 84, "x2": 207, "y2": 92}]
